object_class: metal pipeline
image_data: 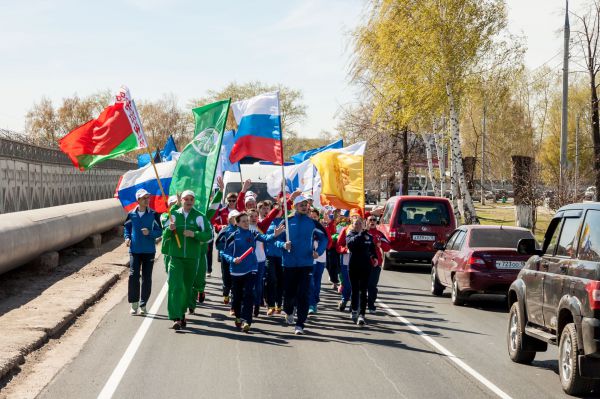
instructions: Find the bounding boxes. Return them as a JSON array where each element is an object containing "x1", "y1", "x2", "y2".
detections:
[{"x1": 0, "y1": 199, "x2": 126, "y2": 275}]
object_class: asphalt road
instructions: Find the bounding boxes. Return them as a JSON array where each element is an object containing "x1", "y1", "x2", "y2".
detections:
[{"x1": 37, "y1": 255, "x2": 582, "y2": 399}]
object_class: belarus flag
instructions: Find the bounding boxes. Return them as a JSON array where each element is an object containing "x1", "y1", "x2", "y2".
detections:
[
  {"x1": 115, "y1": 160, "x2": 176, "y2": 213},
  {"x1": 229, "y1": 91, "x2": 283, "y2": 165},
  {"x1": 59, "y1": 86, "x2": 148, "y2": 171}
]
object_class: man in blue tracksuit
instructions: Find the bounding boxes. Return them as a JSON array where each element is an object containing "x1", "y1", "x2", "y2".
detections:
[
  {"x1": 220, "y1": 212, "x2": 285, "y2": 332},
  {"x1": 276, "y1": 195, "x2": 328, "y2": 335},
  {"x1": 124, "y1": 189, "x2": 163, "y2": 315}
]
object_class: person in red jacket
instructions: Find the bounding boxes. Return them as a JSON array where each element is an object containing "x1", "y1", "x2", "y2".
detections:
[
  {"x1": 212, "y1": 192, "x2": 239, "y2": 233},
  {"x1": 336, "y1": 208, "x2": 363, "y2": 312},
  {"x1": 366, "y1": 215, "x2": 391, "y2": 314}
]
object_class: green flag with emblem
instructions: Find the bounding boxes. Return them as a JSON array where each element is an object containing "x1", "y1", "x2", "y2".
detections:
[{"x1": 169, "y1": 99, "x2": 231, "y2": 213}]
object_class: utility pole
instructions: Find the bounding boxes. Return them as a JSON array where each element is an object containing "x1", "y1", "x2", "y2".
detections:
[
  {"x1": 575, "y1": 113, "x2": 580, "y2": 200},
  {"x1": 560, "y1": 0, "x2": 570, "y2": 188},
  {"x1": 481, "y1": 102, "x2": 487, "y2": 206}
]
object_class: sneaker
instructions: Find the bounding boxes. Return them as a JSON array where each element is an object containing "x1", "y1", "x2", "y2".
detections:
[
  {"x1": 197, "y1": 292, "x2": 206, "y2": 304},
  {"x1": 181, "y1": 317, "x2": 187, "y2": 328},
  {"x1": 234, "y1": 318, "x2": 242, "y2": 328},
  {"x1": 368, "y1": 308, "x2": 376, "y2": 315},
  {"x1": 338, "y1": 300, "x2": 347, "y2": 312},
  {"x1": 172, "y1": 320, "x2": 182, "y2": 331},
  {"x1": 274, "y1": 307, "x2": 282, "y2": 315},
  {"x1": 223, "y1": 296, "x2": 230, "y2": 305},
  {"x1": 308, "y1": 306, "x2": 316, "y2": 316},
  {"x1": 206, "y1": 272, "x2": 212, "y2": 278},
  {"x1": 267, "y1": 307, "x2": 276, "y2": 316},
  {"x1": 351, "y1": 311, "x2": 358, "y2": 323},
  {"x1": 294, "y1": 326, "x2": 305, "y2": 335},
  {"x1": 188, "y1": 307, "x2": 195, "y2": 315},
  {"x1": 242, "y1": 322, "x2": 251, "y2": 333},
  {"x1": 229, "y1": 308, "x2": 236, "y2": 316},
  {"x1": 129, "y1": 302, "x2": 139, "y2": 315},
  {"x1": 285, "y1": 313, "x2": 295, "y2": 325},
  {"x1": 357, "y1": 315, "x2": 366, "y2": 326},
  {"x1": 253, "y1": 305, "x2": 260, "y2": 317},
  {"x1": 139, "y1": 306, "x2": 147, "y2": 315}
]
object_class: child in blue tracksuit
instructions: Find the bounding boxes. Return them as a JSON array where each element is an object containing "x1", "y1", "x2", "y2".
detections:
[
  {"x1": 220, "y1": 212, "x2": 285, "y2": 332},
  {"x1": 215, "y1": 211, "x2": 239, "y2": 309},
  {"x1": 265, "y1": 215, "x2": 285, "y2": 315}
]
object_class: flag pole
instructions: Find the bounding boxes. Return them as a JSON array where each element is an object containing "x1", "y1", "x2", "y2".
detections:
[
  {"x1": 146, "y1": 146, "x2": 181, "y2": 248},
  {"x1": 276, "y1": 93, "x2": 290, "y2": 246}
]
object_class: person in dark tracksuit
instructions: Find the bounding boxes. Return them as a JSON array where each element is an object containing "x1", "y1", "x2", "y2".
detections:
[
  {"x1": 220, "y1": 212, "x2": 285, "y2": 332},
  {"x1": 124, "y1": 189, "x2": 162, "y2": 316},
  {"x1": 215, "y1": 210, "x2": 239, "y2": 310},
  {"x1": 276, "y1": 195, "x2": 328, "y2": 335},
  {"x1": 346, "y1": 215, "x2": 378, "y2": 326}
]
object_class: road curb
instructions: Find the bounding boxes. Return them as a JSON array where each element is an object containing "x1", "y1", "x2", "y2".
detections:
[{"x1": 0, "y1": 241, "x2": 131, "y2": 381}]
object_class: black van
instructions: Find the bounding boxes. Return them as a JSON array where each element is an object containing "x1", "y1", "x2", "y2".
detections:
[{"x1": 507, "y1": 203, "x2": 600, "y2": 395}]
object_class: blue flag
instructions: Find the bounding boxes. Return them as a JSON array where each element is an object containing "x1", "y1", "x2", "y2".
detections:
[
  {"x1": 162, "y1": 135, "x2": 178, "y2": 161},
  {"x1": 290, "y1": 139, "x2": 343, "y2": 164},
  {"x1": 221, "y1": 130, "x2": 240, "y2": 173},
  {"x1": 137, "y1": 135, "x2": 178, "y2": 167}
]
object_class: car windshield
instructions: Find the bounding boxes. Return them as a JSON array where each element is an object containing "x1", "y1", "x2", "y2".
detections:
[
  {"x1": 397, "y1": 201, "x2": 450, "y2": 226},
  {"x1": 469, "y1": 229, "x2": 534, "y2": 248}
]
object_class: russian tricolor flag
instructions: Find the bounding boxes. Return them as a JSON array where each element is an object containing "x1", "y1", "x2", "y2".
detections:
[
  {"x1": 114, "y1": 160, "x2": 176, "y2": 213},
  {"x1": 229, "y1": 91, "x2": 283, "y2": 165}
]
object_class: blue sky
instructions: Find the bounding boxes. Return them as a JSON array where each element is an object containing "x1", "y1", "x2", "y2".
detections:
[{"x1": 0, "y1": 0, "x2": 568, "y2": 138}]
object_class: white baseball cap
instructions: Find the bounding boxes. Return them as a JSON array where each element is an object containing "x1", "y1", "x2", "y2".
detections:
[
  {"x1": 245, "y1": 191, "x2": 257, "y2": 203},
  {"x1": 293, "y1": 195, "x2": 309, "y2": 206},
  {"x1": 167, "y1": 195, "x2": 178, "y2": 206},
  {"x1": 135, "y1": 188, "x2": 150, "y2": 200},
  {"x1": 228, "y1": 210, "x2": 240, "y2": 220},
  {"x1": 181, "y1": 190, "x2": 195, "y2": 199}
]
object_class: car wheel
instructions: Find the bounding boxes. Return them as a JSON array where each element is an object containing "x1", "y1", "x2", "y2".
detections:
[
  {"x1": 559, "y1": 323, "x2": 595, "y2": 395},
  {"x1": 451, "y1": 276, "x2": 466, "y2": 306},
  {"x1": 507, "y1": 302, "x2": 536, "y2": 364},
  {"x1": 382, "y1": 253, "x2": 393, "y2": 271},
  {"x1": 431, "y1": 266, "x2": 444, "y2": 296}
]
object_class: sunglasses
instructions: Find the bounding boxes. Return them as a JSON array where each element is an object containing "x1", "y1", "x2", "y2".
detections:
[{"x1": 227, "y1": 198, "x2": 237, "y2": 202}]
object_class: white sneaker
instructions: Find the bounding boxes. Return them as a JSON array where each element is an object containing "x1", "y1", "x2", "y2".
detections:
[
  {"x1": 294, "y1": 326, "x2": 305, "y2": 335},
  {"x1": 357, "y1": 315, "x2": 366, "y2": 326},
  {"x1": 130, "y1": 302, "x2": 138, "y2": 315},
  {"x1": 368, "y1": 308, "x2": 376, "y2": 315},
  {"x1": 206, "y1": 272, "x2": 212, "y2": 278},
  {"x1": 139, "y1": 306, "x2": 147, "y2": 315},
  {"x1": 285, "y1": 313, "x2": 295, "y2": 325}
]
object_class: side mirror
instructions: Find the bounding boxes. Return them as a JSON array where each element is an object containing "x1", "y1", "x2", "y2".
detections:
[
  {"x1": 517, "y1": 238, "x2": 541, "y2": 256},
  {"x1": 433, "y1": 241, "x2": 445, "y2": 251}
]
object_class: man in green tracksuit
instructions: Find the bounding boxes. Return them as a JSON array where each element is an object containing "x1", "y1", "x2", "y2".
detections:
[
  {"x1": 188, "y1": 187, "x2": 222, "y2": 313},
  {"x1": 162, "y1": 189, "x2": 212, "y2": 330}
]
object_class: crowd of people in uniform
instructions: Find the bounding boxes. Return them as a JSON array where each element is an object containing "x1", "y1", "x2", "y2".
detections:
[{"x1": 123, "y1": 177, "x2": 390, "y2": 335}]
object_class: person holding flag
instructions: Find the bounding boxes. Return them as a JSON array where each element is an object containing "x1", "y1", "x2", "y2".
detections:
[
  {"x1": 162, "y1": 190, "x2": 213, "y2": 331},
  {"x1": 220, "y1": 212, "x2": 286, "y2": 332},
  {"x1": 276, "y1": 196, "x2": 328, "y2": 335}
]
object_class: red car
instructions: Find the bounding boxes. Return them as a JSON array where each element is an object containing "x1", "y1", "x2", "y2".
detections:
[
  {"x1": 379, "y1": 196, "x2": 456, "y2": 269},
  {"x1": 431, "y1": 225, "x2": 535, "y2": 305}
]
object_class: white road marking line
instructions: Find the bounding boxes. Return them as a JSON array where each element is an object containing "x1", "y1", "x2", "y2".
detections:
[
  {"x1": 97, "y1": 280, "x2": 168, "y2": 399},
  {"x1": 376, "y1": 300, "x2": 513, "y2": 399}
]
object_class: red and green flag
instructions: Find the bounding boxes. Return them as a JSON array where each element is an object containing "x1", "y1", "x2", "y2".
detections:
[{"x1": 59, "y1": 87, "x2": 148, "y2": 171}]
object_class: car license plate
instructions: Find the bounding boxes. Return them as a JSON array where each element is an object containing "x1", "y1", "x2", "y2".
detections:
[
  {"x1": 495, "y1": 260, "x2": 525, "y2": 269},
  {"x1": 412, "y1": 234, "x2": 436, "y2": 241}
]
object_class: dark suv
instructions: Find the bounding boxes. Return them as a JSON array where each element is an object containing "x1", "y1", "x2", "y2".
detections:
[{"x1": 507, "y1": 203, "x2": 600, "y2": 395}]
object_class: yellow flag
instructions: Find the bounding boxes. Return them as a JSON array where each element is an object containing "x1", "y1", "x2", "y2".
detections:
[{"x1": 310, "y1": 141, "x2": 366, "y2": 210}]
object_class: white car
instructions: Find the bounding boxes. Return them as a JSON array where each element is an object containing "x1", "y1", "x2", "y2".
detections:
[{"x1": 584, "y1": 186, "x2": 597, "y2": 201}]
